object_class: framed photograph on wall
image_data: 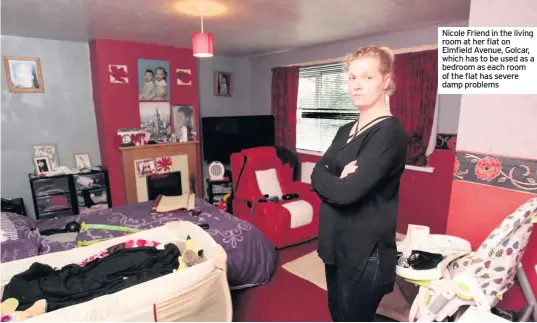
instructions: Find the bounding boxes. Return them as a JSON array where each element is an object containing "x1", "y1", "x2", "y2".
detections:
[
  {"x1": 33, "y1": 144, "x2": 59, "y2": 170},
  {"x1": 3, "y1": 56, "x2": 44, "y2": 93},
  {"x1": 74, "y1": 153, "x2": 92, "y2": 170},
  {"x1": 137, "y1": 59, "x2": 170, "y2": 101},
  {"x1": 33, "y1": 156, "x2": 52, "y2": 175},
  {"x1": 139, "y1": 102, "x2": 171, "y2": 142},
  {"x1": 214, "y1": 71, "x2": 232, "y2": 97},
  {"x1": 171, "y1": 105, "x2": 197, "y2": 142}
]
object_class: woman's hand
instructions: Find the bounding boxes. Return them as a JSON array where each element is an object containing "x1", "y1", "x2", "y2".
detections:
[{"x1": 340, "y1": 160, "x2": 358, "y2": 178}]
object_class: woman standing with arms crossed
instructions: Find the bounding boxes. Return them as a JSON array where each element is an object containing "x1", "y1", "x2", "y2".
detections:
[{"x1": 311, "y1": 46, "x2": 408, "y2": 322}]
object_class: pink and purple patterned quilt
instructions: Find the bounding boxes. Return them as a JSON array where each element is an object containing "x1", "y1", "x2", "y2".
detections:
[{"x1": 1, "y1": 199, "x2": 277, "y2": 289}]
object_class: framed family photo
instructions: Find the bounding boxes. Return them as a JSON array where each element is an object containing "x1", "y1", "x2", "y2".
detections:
[
  {"x1": 33, "y1": 144, "x2": 59, "y2": 170},
  {"x1": 171, "y1": 105, "x2": 197, "y2": 142},
  {"x1": 3, "y1": 56, "x2": 44, "y2": 93},
  {"x1": 74, "y1": 153, "x2": 92, "y2": 170},
  {"x1": 137, "y1": 59, "x2": 170, "y2": 101},
  {"x1": 33, "y1": 156, "x2": 52, "y2": 175},
  {"x1": 214, "y1": 71, "x2": 232, "y2": 97}
]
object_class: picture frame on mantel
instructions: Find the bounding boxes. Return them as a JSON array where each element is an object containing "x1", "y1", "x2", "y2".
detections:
[
  {"x1": 214, "y1": 71, "x2": 232, "y2": 97},
  {"x1": 3, "y1": 56, "x2": 44, "y2": 93}
]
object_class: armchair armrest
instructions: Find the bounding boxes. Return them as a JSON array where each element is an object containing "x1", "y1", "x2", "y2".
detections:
[
  {"x1": 233, "y1": 192, "x2": 262, "y2": 206},
  {"x1": 285, "y1": 181, "x2": 314, "y2": 194}
]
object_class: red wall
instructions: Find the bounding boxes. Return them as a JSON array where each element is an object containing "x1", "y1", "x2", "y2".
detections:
[
  {"x1": 398, "y1": 149, "x2": 454, "y2": 234},
  {"x1": 298, "y1": 146, "x2": 455, "y2": 234},
  {"x1": 89, "y1": 40, "x2": 200, "y2": 206},
  {"x1": 446, "y1": 152, "x2": 537, "y2": 310},
  {"x1": 300, "y1": 147, "x2": 536, "y2": 308}
]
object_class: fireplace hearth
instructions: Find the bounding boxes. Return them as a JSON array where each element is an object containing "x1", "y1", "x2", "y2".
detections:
[
  {"x1": 119, "y1": 142, "x2": 199, "y2": 204},
  {"x1": 147, "y1": 171, "x2": 182, "y2": 201}
]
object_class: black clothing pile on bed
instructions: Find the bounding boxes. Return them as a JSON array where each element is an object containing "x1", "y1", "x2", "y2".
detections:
[{"x1": 2, "y1": 244, "x2": 180, "y2": 312}]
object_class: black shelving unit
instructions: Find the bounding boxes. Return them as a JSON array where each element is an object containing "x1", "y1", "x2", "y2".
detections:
[
  {"x1": 205, "y1": 177, "x2": 232, "y2": 207},
  {"x1": 29, "y1": 168, "x2": 112, "y2": 219}
]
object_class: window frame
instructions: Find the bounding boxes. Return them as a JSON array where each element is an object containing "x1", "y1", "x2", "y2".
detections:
[
  {"x1": 295, "y1": 61, "x2": 358, "y2": 154},
  {"x1": 294, "y1": 61, "x2": 434, "y2": 174}
]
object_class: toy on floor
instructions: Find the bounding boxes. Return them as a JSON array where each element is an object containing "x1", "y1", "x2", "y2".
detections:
[
  {"x1": 175, "y1": 235, "x2": 204, "y2": 272},
  {"x1": 76, "y1": 224, "x2": 141, "y2": 247},
  {"x1": 39, "y1": 221, "x2": 81, "y2": 236},
  {"x1": 77, "y1": 239, "x2": 106, "y2": 247},
  {"x1": 80, "y1": 222, "x2": 141, "y2": 233},
  {"x1": 218, "y1": 193, "x2": 231, "y2": 211},
  {"x1": 40, "y1": 221, "x2": 140, "y2": 237},
  {"x1": 1, "y1": 299, "x2": 19, "y2": 315},
  {"x1": 0, "y1": 299, "x2": 47, "y2": 322}
]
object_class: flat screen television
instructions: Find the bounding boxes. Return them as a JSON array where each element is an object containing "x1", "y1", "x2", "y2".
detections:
[{"x1": 201, "y1": 115, "x2": 275, "y2": 163}]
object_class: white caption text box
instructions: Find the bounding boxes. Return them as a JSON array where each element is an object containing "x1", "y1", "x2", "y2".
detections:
[{"x1": 438, "y1": 27, "x2": 536, "y2": 94}]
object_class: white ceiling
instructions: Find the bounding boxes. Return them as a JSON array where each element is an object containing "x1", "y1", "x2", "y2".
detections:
[{"x1": 0, "y1": 0, "x2": 471, "y2": 57}]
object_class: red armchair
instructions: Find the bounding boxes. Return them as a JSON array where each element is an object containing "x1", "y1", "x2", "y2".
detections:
[{"x1": 230, "y1": 146, "x2": 320, "y2": 248}]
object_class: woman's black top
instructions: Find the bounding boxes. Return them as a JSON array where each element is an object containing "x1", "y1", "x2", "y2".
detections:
[{"x1": 311, "y1": 116, "x2": 408, "y2": 293}]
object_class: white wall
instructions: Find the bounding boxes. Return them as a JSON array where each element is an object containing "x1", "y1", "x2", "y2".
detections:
[
  {"x1": 1, "y1": 36, "x2": 100, "y2": 217},
  {"x1": 456, "y1": 0, "x2": 537, "y2": 158},
  {"x1": 197, "y1": 56, "x2": 252, "y2": 117}
]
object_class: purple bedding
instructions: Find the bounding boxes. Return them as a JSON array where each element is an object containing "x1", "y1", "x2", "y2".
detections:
[
  {"x1": 1, "y1": 212, "x2": 41, "y2": 261},
  {"x1": 1, "y1": 199, "x2": 277, "y2": 289}
]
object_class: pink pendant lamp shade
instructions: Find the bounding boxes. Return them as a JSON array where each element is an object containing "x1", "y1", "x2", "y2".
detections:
[{"x1": 192, "y1": 32, "x2": 214, "y2": 57}]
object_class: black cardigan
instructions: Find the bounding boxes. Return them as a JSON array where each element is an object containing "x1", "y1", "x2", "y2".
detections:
[{"x1": 311, "y1": 117, "x2": 408, "y2": 292}]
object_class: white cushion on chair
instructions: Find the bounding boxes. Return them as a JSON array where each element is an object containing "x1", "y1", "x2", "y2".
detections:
[
  {"x1": 282, "y1": 200, "x2": 313, "y2": 228},
  {"x1": 255, "y1": 168, "x2": 283, "y2": 198}
]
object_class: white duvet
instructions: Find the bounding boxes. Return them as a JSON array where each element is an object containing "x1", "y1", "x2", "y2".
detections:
[{"x1": 0, "y1": 221, "x2": 231, "y2": 322}]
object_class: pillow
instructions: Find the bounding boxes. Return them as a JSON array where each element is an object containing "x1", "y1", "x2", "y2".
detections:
[
  {"x1": 1, "y1": 212, "x2": 40, "y2": 262},
  {"x1": 255, "y1": 168, "x2": 283, "y2": 198}
]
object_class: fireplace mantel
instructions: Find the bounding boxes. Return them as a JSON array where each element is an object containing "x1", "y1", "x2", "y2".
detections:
[
  {"x1": 119, "y1": 141, "x2": 199, "y2": 152},
  {"x1": 119, "y1": 142, "x2": 199, "y2": 204}
]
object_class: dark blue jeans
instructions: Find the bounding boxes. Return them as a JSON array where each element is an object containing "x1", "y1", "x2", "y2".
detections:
[{"x1": 325, "y1": 249, "x2": 385, "y2": 322}]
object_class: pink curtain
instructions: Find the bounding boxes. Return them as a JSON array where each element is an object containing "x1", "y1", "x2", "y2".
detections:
[{"x1": 271, "y1": 66, "x2": 299, "y2": 150}]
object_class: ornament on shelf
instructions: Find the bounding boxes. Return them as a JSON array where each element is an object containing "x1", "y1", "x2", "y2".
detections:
[{"x1": 116, "y1": 128, "x2": 150, "y2": 147}]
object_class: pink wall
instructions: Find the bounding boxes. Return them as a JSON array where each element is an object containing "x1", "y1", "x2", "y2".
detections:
[{"x1": 89, "y1": 40, "x2": 200, "y2": 206}]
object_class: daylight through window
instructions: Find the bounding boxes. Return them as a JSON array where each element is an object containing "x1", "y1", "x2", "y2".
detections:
[{"x1": 296, "y1": 62, "x2": 357, "y2": 153}]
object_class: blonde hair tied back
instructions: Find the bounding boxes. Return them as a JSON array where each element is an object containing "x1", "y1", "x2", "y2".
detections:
[{"x1": 344, "y1": 45, "x2": 396, "y2": 96}]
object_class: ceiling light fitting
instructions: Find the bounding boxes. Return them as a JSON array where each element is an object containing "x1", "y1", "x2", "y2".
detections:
[{"x1": 192, "y1": 9, "x2": 214, "y2": 58}]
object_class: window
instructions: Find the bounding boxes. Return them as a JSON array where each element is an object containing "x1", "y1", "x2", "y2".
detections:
[{"x1": 296, "y1": 62, "x2": 358, "y2": 153}]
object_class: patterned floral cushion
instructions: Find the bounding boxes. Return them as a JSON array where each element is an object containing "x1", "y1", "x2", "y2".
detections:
[{"x1": 448, "y1": 198, "x2": 537, "y2": 305}]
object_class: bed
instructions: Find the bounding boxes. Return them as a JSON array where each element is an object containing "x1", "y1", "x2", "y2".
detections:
[
  {"x1": 1, "y1": 221, "x2": 233, "y2": 322},
  {"x1": 1, "y1": 199, "x2": 277, "y2": 290}
]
